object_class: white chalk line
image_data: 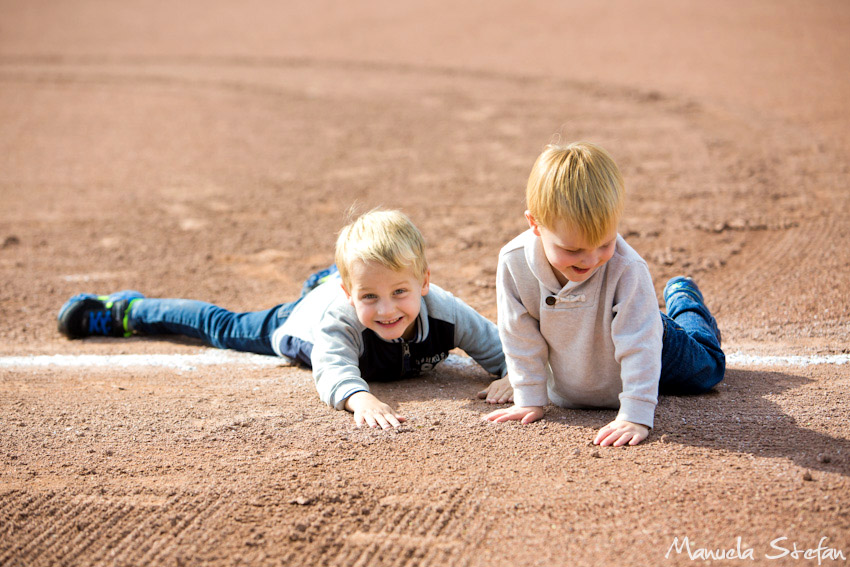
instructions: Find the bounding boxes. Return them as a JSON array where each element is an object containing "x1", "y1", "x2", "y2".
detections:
[
  {"x1": 0, "y1": 350, "x2": 286, "y2": 372},
  {"x1": 0, "y1": 351, "x2": 847, "y2": 371},
  {"x1": 726, "y1": 352, "x2": 849, "y2": 367}
]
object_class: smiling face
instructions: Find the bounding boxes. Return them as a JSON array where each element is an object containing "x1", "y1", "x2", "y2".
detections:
[
  {"x1": 342, "y1": 260, "x2": 430, "y2": 341},
  {"x1": 526, "y1": 211, "x2": 618, "y2": 287}
]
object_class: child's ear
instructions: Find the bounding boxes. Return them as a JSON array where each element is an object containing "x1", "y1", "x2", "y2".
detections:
[
  {"x1": 341, "y1": 282, "x2": 355, "y2": 306},
  {"x1": 420, "y1": 268, "x2": 431, "y2": 296},
  {"x1": 524, "y1": 210, "x2": 542, "y2": 236}
]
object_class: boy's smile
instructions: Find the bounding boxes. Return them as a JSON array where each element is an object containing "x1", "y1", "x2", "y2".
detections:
[
  {"x1": 342, "y1": 260, "x2": 430, "y2": 341},
  {"x1": 526, "y1": 211, "x2": 618, "y2": 287}
]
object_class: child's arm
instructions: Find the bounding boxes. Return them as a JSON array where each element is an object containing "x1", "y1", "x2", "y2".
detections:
[
  {"x1": 312, "y1": 310, "x2": 406, "y2": 428},
  {"x1": 495, "y1": 258, "x2": 551, "y2": 409},
  {"x1": 479, "y1": 249, "x2": 552, "y2": 424},
  {"x1": 602, "y1": 261, "x2": 663, "y2": 444},
  {"x1": 594, "y1": 419, "x2": 649, "y2": 446}
]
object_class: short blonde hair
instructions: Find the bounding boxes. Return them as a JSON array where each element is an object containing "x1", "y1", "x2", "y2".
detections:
[
  {"x1": 335, "y1": 209, "x2": 428, "y2": 289},
  {"x1": 526, "y1": 141, "x2": 625, "y2": 244}
]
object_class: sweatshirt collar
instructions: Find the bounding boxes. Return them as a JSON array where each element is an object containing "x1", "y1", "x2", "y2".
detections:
[{"x1": 525, "y1": 230, "x2": 567, "y2": 294}]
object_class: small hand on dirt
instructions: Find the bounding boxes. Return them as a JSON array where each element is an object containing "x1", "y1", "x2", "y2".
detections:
[
  {"x1": 483, "y1": 405, "x2": 545, "y2": 424},
  {"x1": 345, "y1": 391, "x2": 407, "y2": 429},
  {"x1": 593, "y1": 419, "x2": 649, "y2": 447},
  {"x1": 477, "y1": 375, "x2": 514, "y2": 404}
]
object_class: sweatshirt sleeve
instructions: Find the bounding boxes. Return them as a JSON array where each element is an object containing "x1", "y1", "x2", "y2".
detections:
[
  {"x1": 449, "y1": 295, "x2": 507, "y2": 378},
  {"x1": 310, "y1": 310, "x2": 370, "y2": 410},
  {"x1": 610, "y1": 261, "x2": 664, "y2": 428},
  {"x1": 497, "y1": 252, "x2": 551, "y2": 408}
]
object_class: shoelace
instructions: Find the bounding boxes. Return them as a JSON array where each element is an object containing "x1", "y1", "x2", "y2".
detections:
[{"x1": 87, "y1": 309, "x2": 112, "y2": 335}]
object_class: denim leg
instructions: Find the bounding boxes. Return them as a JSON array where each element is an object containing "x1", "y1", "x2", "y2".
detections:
[
  {"x1": 659, "y1": 292, "x2": 725, "y2": 395},
  {"x1": 127, "y1": 298, "x2": 296, "y2": 356}
]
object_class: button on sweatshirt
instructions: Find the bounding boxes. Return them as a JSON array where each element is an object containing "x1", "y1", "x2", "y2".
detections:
[{"x1": 497, "y1": 229, "x2": 663, "y2": 428}]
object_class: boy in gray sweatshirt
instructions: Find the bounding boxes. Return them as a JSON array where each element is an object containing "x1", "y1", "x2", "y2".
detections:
[
  {"x1": 485, "y1": 142, "x2": 725, "y2": 446},
  {"x1": 58, "y1": 210, "x2": 509, "y2": 429}
]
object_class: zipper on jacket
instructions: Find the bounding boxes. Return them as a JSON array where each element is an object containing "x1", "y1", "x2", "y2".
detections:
[{"x1": 402, "y1": 342, "x2": 412, "y2": 374}]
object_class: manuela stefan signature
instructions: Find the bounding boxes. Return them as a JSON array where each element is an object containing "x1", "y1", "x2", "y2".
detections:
[{"x1": 666, "y1": 536, "x2": 846, "y2": 563}]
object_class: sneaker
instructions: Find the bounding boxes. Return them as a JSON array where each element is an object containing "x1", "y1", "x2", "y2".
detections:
[
  {"x1": 57, "y1": 290, "x2": 145, "y2": 339},
  {"x1": 663, "y1": 276, "x2": 704, "y2": 306},
  {"x1": 299, "y1": 264, "x2": 339, "y2": 298},
  {"x1": 663, "y1": 276, "x2": 721, "y2": 344}
]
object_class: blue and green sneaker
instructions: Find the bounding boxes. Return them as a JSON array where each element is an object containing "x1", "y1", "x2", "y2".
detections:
[
  {"x1": 663, "y1": 276, "x2": 721, "y2": 344},
  {"x1": 663, "y1": 276, "x2": 705, "y2": 306},
  {"x1": 57, "y1": 290, "x2": 145, "y2": 339},
  {"x1": 299, "y1": 264, "x2": 339, "y2": 298}
]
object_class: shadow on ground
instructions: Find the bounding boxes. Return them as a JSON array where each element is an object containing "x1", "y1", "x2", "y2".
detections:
[{"x1": 652, "y1": 368, "x2": 848, "y2": 476}]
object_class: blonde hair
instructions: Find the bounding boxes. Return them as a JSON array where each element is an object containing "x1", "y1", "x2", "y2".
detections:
[
  {"x1": 335, "y1": 209, "x2": 428, "y2": 289},
  {"x1": 526, "y1": 141, "x2": 625, "y2": 244}
]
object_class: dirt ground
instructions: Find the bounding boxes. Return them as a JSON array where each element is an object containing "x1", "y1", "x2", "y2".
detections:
[{"x1": 1, "y1": 1, "x2": 849, "y2": 565}]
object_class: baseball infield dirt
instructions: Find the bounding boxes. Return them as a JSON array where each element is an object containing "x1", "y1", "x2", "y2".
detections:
[{"x1": 1, "y1": 1, "x2": 848, "y2": 565}]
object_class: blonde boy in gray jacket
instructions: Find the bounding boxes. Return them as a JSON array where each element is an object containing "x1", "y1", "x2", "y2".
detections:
[
  {"x1": 485, "y1": 142, "x2": 725, "y2": 446},
  {"x1": 58, "y1": 210, "x2": 509, "y2": 430}
]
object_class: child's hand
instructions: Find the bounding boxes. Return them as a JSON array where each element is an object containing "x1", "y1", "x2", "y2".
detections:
[
  {"x1": 483, "y1": 405, "x2": 545, "y2": 424},
  {"x1": 344, "y1": 391, "x2": 407, "y2": 430},
  {"x1": 593, "y1": 419, "x2": 649, "y2": 447},
  {"x1": 476, "y1": 376, "x2": 514, "y2": 404}
]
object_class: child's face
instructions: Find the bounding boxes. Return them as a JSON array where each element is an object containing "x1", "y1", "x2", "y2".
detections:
[
  {"x1": 526, "y1": 211, "x2": 618, "y2": 286},
  {"x1": 342, "y1": 260, "x2": 430, "y2": 342}
]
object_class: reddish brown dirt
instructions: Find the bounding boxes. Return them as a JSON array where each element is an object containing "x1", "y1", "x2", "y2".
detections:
[{"x1": 1, "y1": 1, "x2": 849, "y2": 565}]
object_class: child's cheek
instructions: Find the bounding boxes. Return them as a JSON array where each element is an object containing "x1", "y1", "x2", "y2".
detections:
[{"x1": 353, "y1": 303, "x2": 373, "y2": 327}]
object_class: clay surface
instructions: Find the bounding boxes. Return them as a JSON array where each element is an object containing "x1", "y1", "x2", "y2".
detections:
[{"x1": 1, "y1": 1, "x2": 848, "y2": 565}]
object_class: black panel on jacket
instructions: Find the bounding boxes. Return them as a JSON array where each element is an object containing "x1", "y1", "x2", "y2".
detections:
[{"x1": 358, "y1": 317, "x2": 455, "y2": 382}]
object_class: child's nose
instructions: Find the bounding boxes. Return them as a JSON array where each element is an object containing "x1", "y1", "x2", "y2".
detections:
[
  {"x1": 585, "y1": 250, "x2": 603, "y2": 267},
  {"x1": 376, "y1": 298, "x2": 394, "y2": 315},
  {"x1": 578, "y1": 251, "x2": 595, "y2": 267}
]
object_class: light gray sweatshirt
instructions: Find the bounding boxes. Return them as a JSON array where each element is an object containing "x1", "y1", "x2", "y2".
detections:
[{"x1": 497, "y1": 229, "x2": 663, "y2": 428}]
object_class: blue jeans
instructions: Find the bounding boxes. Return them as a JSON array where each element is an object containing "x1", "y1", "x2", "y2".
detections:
[
  {"x1": 128, "y1": 299, "x2": 296, "y2": 356},
  {"x1": 658, "y1": 290, "x2": 725, "y2": 394},
  {"x1": 127, "y1": 266, "x2": 336, "y2": 356}
]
